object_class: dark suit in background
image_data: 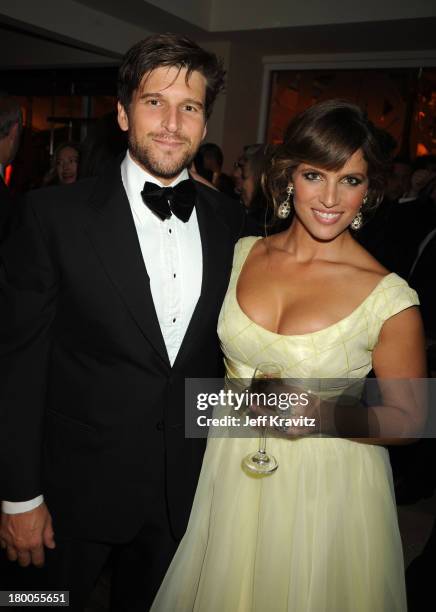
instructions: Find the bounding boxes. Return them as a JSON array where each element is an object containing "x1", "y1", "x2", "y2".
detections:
[
  {"x1": 0, "y1": 175, "x2": 15, "y2": 244},
  {"x1": 358, "y1": 196, "x2": 436, "y2": 278}
]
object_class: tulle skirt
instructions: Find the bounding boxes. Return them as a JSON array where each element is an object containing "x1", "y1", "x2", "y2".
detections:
[{"x1": 152, "y1": 435, "x2": 406, "y2": 612}]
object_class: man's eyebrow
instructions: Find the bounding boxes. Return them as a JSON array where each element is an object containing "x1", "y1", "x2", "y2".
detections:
[
  {"x1": 138, "y1": 92, "x2": 204, "y2": 108},
  {"x1": 183, "y1": 98, "x2": 204, "y2": 108},
  {"x1": 138, "y1": 92, "x2": 163, "y2": 100}
]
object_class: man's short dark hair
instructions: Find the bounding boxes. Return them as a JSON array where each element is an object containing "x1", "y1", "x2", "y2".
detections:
[
  {"x1": 0, "y1": 95, "x2": 22, "y2": 139},
  {"x1": 117, "y1": 33, "x2": 225, "y2": 119}
]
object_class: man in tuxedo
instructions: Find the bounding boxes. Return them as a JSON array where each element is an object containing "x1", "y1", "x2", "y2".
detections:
[
  {"x1": 0, "y1": 96, "x2": 22, "y2": 243},
  {"x1": 0, "y1": 34, "x2": 245, "y2": 610}
]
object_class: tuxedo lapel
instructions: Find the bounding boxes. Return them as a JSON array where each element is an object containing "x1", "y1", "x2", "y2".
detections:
[
  {"x1": 85, "y1": 164, "x2": 170, "y2": 369},
  {"x1": 173, "y1": 187, "x2": 231, "y2": 370}
]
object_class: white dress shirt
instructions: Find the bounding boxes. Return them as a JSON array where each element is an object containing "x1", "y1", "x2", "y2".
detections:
[
  {"x1": 2, "y1": 151, "x2": 202, "y2": 514},
  {"x1": 122, "y1": 151, "x2": 202, "y2": 365}
]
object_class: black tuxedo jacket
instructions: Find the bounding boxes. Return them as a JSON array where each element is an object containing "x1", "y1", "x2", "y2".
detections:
[
  {"x1": 0, "y1": 160, "x2": 245, "y2": 542},
  {"x1": 409, "y1": 232, "x2": 436, "y2": 337}
]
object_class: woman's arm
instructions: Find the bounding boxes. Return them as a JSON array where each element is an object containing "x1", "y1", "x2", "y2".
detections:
[
  {"x1": 361, "y1": 305, "x2": 428, "y2": 445},
  {"x1": 321, "y1": 306, "x2": 427, "y2": 446}
]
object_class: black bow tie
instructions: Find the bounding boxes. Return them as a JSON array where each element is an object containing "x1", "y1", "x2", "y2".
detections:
[{"x1": 141, "y1": 179, "x2": 196, "y2": 222}]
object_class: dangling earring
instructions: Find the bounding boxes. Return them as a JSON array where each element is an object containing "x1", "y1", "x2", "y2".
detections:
[
  {"x1": 350, "y1": 194, "x2": 367, "y2": 230},
  {"x1": 350, "y1": 209, "x2": 363, "y2": 230},
  {"x1": 277, "y1": 184, "x2": 293, "y2": 219}
]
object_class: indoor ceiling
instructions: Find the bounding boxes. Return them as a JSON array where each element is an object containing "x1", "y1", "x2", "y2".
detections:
[{"x1": 0, "y1": 0, "x2": 435, "y2": 71}]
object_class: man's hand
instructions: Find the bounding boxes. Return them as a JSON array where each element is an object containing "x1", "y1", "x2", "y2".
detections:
[{"x1": 0, "y1": 503, "x2": 55, "y2": 567}]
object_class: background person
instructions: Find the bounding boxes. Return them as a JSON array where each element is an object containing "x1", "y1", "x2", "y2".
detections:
[
  {"x1": 196, "y1": 142, "x2": 235, "y2": 196},
  {"x1": 42, "y1": 141, "x2": 80, "y2": 187},
  {"x1": 0, "y1": 95, "x2": 22, "y2": 242},
  {"x1": 240, "y1": 143, "x2": 290, "y2": 234}
]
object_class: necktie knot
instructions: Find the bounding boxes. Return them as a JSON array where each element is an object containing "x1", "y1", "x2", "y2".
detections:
[{"x1": 141, "y1": 179, "x2": 196, "y2": 222}]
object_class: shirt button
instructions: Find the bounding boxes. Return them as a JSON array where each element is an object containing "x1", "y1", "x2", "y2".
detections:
[
  {"x1": 168, "y1": 229, "x2": 172, "y2": 234},
  {"x1": 156, "y1": 420, "x2": 164, "y2": 431},
  {"x1": 173, "y1": 273, "x2": 176, "y2": 278},
  {"x1": 173, "y1": 318, "x2": 176, "y2": 323}
]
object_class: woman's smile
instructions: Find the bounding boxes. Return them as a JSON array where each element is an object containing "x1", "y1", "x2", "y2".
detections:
[{"x1": 311, "y1": 209, "x2": 343, "y2": 224}]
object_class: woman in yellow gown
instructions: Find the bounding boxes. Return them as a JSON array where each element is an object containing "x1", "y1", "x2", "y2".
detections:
[{"x1": 152, "y1": 100, "x2": 426, "y2": 612}]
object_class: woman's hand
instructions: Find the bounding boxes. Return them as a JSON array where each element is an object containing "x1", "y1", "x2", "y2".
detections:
[{"x1": 249, "y1": 381, "x2": 322, "y2": 438}]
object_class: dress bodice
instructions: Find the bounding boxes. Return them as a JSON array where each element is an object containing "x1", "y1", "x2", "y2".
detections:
[{"x1": 218, "y1": 236, "x2": 419, "y2": 384}]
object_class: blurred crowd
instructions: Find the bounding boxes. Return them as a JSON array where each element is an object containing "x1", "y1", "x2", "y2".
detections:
[{"x1": 358, "y1": 154, "x2": 436, "y2": 343}]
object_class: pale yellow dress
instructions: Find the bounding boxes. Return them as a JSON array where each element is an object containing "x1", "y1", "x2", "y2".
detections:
[{"x1": 152, "y1": 236, "x2": 419, "y2": 612}]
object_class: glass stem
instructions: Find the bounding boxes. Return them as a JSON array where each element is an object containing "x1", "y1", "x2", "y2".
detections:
[{"x1": 258, "y1": 426, "x2": 267, "y2": 454}]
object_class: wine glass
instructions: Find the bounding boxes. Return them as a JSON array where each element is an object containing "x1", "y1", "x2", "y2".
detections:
[{"x1": 242, "y1": 362, "x2": 283, "y2": 475}]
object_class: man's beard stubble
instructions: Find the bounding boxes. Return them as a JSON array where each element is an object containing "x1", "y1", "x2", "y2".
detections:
[{"x1": 128, "y1": 131, "x2": 196, "y2": 180}]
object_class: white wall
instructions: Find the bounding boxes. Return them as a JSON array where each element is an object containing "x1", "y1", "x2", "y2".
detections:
[
  {"x1": 144, "y1": 0, "x2": 212, "y2": 29},
  {"x1": 220, "y1": 43, "x2": 264, "y2": 172},
  {"x1": 210, "y1": 0, "x2": 436, "y2": 31},
  {"x1": 0, "y1": 0, "x2": 150, "y2": 55},
  {"x1": 3, "y1": 0, "x2": 436, "y2": 54},
  {"x1": 200, "y1": 40, "x2": 231, "y2": 149},
  {"x1": 0, "y1": 28, "x2": 116, "y2": 68}
]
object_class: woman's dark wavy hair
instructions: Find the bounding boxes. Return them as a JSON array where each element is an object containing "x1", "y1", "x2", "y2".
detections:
[
  {"x1": 263, "y1": 99, "x2": 392, "y2": 220},
  {"x1": 117, "y1": 33, "x2": 225, "y2": 119}
]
